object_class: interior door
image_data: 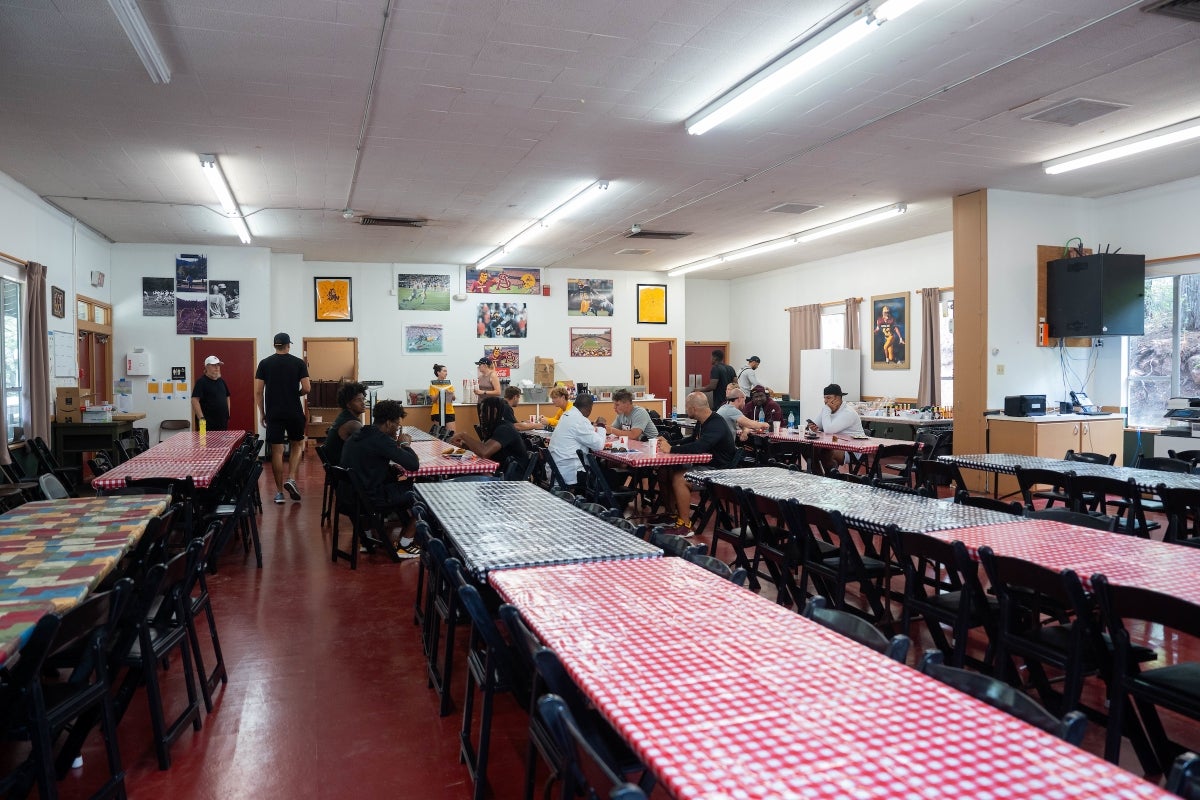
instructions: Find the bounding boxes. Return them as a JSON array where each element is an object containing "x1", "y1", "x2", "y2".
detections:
[
  {"x1": 648, "y1": 341, "x2": 672, "y2": 412},
  {"x1": 190, "y1": 338, "x2": 257, "y2": 433}
]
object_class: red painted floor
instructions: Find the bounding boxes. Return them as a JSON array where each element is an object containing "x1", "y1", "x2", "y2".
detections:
[{"x1": 40, "y1": 458, "x2": 1197, "y2": 798}]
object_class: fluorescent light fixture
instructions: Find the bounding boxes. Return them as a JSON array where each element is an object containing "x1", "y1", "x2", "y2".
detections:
[
  {"x1": 666, "y1": 202, "x2": 907, "y2": 277},
  {"x1": 106, "y1": 0, "x2": 171, "y2": 84},
  {"x1": 686, "y1": 0, "x2": 923, "y2": 135},
  {"x1": 198, "y1": 154, "x2": 252, "y2": 244},
  {"x1": 1042, "y1": 116, "x2": 1200, "y2": 175},
  {"x1": 472, "y1": 180, "x2": 610, "y2": 268}
]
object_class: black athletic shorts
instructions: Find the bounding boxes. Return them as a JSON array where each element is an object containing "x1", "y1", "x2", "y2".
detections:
[{"x1": 265, "y1": 413, "x2": 306, "y2": 445}]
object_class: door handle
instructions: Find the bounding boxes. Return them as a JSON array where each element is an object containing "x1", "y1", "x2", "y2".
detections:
[{"x1": 1073, "y1": 425, "x2": 1079, "y2": 436}]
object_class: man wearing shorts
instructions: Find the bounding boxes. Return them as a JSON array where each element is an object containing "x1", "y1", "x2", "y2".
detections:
[{"x1": 255, "y1": 332, "x2": 311, "y2": 504}]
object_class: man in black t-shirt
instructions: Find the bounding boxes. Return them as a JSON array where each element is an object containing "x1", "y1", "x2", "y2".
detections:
[
  {"x1": 659, "y1": 392, "x2": 737, "y2": 532},
  {"x1": 254, "y1": 332, "x2": 311, "y2": 504},
  {"x1": 191, "y1": 355, "x2": 231, "y2": 430},
  {"x1": 705, "y1": 349, "x2": 736, "y2": 408},
  {"x1": 324, "y1": 381, "x2": 368, "y2": 466},
  {"x1": 452, "y1": 396, "x2": 528, "y2": 475}
]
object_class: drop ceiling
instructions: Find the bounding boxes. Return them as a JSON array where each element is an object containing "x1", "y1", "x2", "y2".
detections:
[{"x1": 0, "y1": 0, "x2": 1197, "y2": 279}]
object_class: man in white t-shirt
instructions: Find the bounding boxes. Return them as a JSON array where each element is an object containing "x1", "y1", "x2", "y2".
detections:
[
  {"x1": 805, "y1": 383, "x2": 865, "y2": 472},
  {"x1": 738, "y1": 356, "x2": 761, "y2": 395}
]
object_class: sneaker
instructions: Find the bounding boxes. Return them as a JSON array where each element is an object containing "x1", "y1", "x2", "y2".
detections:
[
  {"x1": 673, "y1": 517, "x2": 696, "y2": 538},
  {"x1": 284, "y1": 479, "x2": 301, "y2": 501},
  {"x1": 274, "y1": 492, "x2": 285, "y2": 504},
  {"x1": 395, "y1": 541, "x2": 421, "y2": 560}
]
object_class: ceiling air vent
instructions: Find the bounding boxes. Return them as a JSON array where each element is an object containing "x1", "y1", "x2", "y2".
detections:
[
  {"x1": 1142, "y1": 0, "x2": 1200, "y2": 22},
  {"x1": 359, "y1": 215, "x2": 427, "y2": 227},
  {"x1": 1023, "y1": 98, "x2": 1129, "y2": 127},
  {"x1": 615, "y1": 248, "x2": 653, "y2": 255},
  {"x1": 626, "y1": 229, "x2": 692, "y2": 240},
  {"x1": 766, "y1": 202, "x2": 821, "y2": 215}
]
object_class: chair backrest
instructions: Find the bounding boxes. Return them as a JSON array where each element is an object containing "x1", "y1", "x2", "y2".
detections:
[
  {"x1": 1025, "y1": 507, "x2": 1118, "y2": 531},
  {"x1": 38, "y1": 472, "x2": 70, "y2": 500},
  {"x1": 870, "y1": 478, "x2": 932, "y2": 497},
  {"x1": 683, "y1": 550, "x2": 747, "y2": 586},
  {"x1": 544, "y1": 449, "x2": 572, "y2": 491},
  {"x1": 537, "y1": 695, "x2": 647, "y2": 800},
  {"x1": 1167, "y1": 752, "x2": 1200, "y2": 800},
  {"x1": 1168, "y1": 449, "x2": 1200, "y2": 466},
  {"x1": 158, "y1": 419, "x2": 191, "y2": 442},
  {"x1": 803, "y1": 596, "x2": 909, "y2": 662},
  {"x1": 1065, "y1": 449, "x2": 1116, "y2": 466},
  {"x1": 1068, "y1": 474, "x2": 1146, "y2": 531},
  {"x1": 919, "y1": 652, "x2": 1087, "y2": 744},
  {"x1": 1133, "y1": 455, "x2": 1193, "y2": 474},
  {"x1": 1157, "y1": 484, "x2": 1200, "y2": 546},
  {"x1": 868, "y1": 442, "x2": 917, "y2": 483},
  {"x1": 1014, "y1": 465, "x2": 1076, "y2": 511},
  {"x1": 552, "y1": 488, "x2": 577, "y2": 505},
  {"x1": 581, "y1": 451, "x2": 628, "y2": 511},
  {"x1": 953, "y1": 489, "x2": 1024, "y2": 516},
  {"x1": 648, "y1": 527, "x2": 706, "y2": 558},
  {"x1": 1092, "y1": 571, "x2": 1200, "y2": 646},
  {"x1": 314, "y1": 444, "x2": 330, "y2": 467}
]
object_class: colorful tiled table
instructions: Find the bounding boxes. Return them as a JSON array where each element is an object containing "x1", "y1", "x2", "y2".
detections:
[{"x1": 91, "y1": 431, "x2": 245, "y2": 491}]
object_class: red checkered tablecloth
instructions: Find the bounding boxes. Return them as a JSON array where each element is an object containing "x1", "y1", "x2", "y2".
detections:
[
  {"x1": 92, "y1": 431, "x2": 244, "y2": 490},
  {"x1": 760, "y1": 428, "x2": 914, "y2": 454},
  {"x1": 400, "y1": 440, "x2": 498, "y2": 478},
  {"x1": 927, "y1": 518, "x2": 1200, "y2": 602},
  {"x1": 594, "y1": 440, "x2": 711, "y2": 469},
  {"x1": 490, "y1": 558, "x2": 1171, "y2": 800}
]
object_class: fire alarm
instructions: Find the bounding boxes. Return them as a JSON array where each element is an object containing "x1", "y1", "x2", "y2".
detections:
[{"x1": 542, "y1": 285, "x2": 550, "y2": 296}]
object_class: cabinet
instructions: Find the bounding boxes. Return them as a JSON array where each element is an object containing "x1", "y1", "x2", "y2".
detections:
[
  {"x1": 303, "y1": 338, "x2": 358, "y2": 445},
  {"x1": 987, "y1": 414, "x2": 1124, "y2": 496}
]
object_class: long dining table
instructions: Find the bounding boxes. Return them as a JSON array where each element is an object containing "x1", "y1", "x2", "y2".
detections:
[
  {"x1": 399, "y1": 440, "x2": 499, "y2": 479},
  {"x1": 941, "y1": 452, "x2": 1200, "y2": 493},
  {"x1": 0, "y1": 496, "x2": 169, "y2": 665},
  {"x1": 490, "y1": 557, "x2": 1173, "y2": 800},
  {"x1": 91, "y1": 430, "x2": 246, "y2": 491}
]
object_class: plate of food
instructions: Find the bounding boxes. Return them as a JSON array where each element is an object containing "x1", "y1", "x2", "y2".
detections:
[
  {"x1": 850, "y1": 434, "x2": 870, "y2": 440},
  {"x1": 441, "y1": 447, "x2": 469, "y2": 458}
]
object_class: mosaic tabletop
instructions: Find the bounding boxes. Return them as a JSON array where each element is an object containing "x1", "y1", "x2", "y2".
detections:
[
  {"x1": 593, "y1": 439, "x2": 712, "y2": 469},
  {"x1": 490, "y1": 558, "x2": 1171, "y2": 800},
  {"x1": 0, "y1": 496, "x2": 169, "y2": 665},
  {"x1": 416, "y1": 481, "x2": 661, "y2": 579},
  {"x1": 928, "y1": 518, "x2": 1200, "y2": 603},
  {"x1": 942, "y1": 453, "x2": 1200, "y2": 493},
  {"x1": 399, "y1": 440, "x2": 499, "y2": 479},
  {"x1": 691, "y1": 466, "x2": 1016, "y2": 535},
  {"x1": 92, "y1": 431, "x2": 245, "y2": 490}
]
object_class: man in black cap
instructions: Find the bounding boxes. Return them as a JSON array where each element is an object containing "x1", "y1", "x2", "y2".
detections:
[
  {"x1": 805, "y1": 383, "x2": 865, "y2": 472},
  {"x1": 255, "y1": 332, "x2": 311, "y2": 504},
  {"x1": 738, "y1": 356, "x2": 761, "y2": 395}
]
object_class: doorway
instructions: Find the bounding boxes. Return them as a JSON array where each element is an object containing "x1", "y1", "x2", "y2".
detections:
[
  {"x1": 189, "y1": 338, "x2": 257, "y2": 433},
  {"x1": 631, "y1": 338, "x2": 676, "y2": 413},
  {"x1": 684, "y1": 341, "x2": 731, "y2": 403}
]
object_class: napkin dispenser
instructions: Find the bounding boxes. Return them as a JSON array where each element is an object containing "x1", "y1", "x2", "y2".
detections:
[{"x1": 1004, "y1": 394, "x2": 1046, "y2": 417}]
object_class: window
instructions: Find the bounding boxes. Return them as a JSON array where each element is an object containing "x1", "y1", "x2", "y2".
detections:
[
  {"x1": 1126, "y1": 274, "x2": 1198, "y2": 428},
  {"x1": 940, "y1": 293, "x2": 954, "y2": 405},
  {"x1": 820, "y1": 305, "x2": 845, "y2": 349},
  {"x1": 1, "y1": 278, "x2": 22, "y2": 437}
]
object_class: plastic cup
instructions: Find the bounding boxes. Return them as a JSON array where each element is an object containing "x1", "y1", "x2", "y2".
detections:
[
  {"x1": 647, "y1": 437, "x2": 658, "y2": 454},
  {"x1": 619, "y1": 436, "x2": 629, "y2": 448},
  {"x1": 771, "y1": 421, "x2": 780, "y2": 433}
]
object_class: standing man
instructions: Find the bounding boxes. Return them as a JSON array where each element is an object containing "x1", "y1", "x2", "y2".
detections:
[
  {"x1": 255, "y1": 332, "x2": 311, "y2": 504},
  {"x1": 806, "y1": 383, "x2": 866, "y2": 472},
  {"x1": 191, "y1": 356, "x2": 231, "y2": 431},
  {"x1": 658, "y1": 392, "x2": 737, "y2": 532},
  {"x1": 738, "y1": 356, "x2": 761, "y2": 396},
  {"x1": 704, "y1": 350, "x2": 737, "y2": 409}
]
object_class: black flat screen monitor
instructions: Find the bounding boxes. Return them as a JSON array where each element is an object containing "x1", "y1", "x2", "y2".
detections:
[{"x1": 1046, "y1": 253, "x2": 1145, "y2": 338}]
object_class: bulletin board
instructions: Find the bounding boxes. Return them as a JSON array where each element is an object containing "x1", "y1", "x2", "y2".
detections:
[{"x1": 51, "y1": 330, "x2": 76, "y2": 378}]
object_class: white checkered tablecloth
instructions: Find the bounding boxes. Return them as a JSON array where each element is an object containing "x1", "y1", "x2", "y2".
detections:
[
  {"x1": 927, "y1": 518, "x2": 1200, "y2": 603},
  {"x1": 401, "y1": 440, "x2": 498, "y2": 478},
  {"x1": 594, "y1": 440, "x2": 711, "y2": 469},
  {"x1": 91, "y1": 431, "x2": 244, "y2": 490},
  {"x1": 695, "y1": 466, "x2": 1015, "y2": 534},
  {"x1": 416, "y1": 481, "x2": 661, "y2": 578},
  {"x1": 760, "y1": 429, "x2": 914, "y2": 454},
  {"x1": 490, "y1": 558, "x2": 1171, "y2": 800},
  {"x1": 942, "y1": 454, "x2": 1200, "y2": 493}
]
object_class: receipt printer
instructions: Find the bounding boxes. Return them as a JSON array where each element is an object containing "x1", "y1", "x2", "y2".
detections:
[{"x1": 1004, "y1": 395, "x2": 1046, "y2": 417}]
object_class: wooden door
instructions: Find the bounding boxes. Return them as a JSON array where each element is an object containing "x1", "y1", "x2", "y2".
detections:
[
  {"x1": 648, "y1": 340, "x2": 672, "y2": 412},
  {"x1": 190, "y1": 338, "x2": 257, "y2": 433}
]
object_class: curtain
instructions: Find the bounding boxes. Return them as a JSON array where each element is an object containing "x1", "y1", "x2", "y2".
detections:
[
  {"x1": 24, "y1": 262, "x2": 49, "y2": 445},
  {"x1": 844, "y1": 297, "x2": 861, "y2": 351},
  {"x1": 917, "y1": 287, "x2": 941, "y2": 406},
  {"x1": 788, "y1": 304, "x2": 822, "y2": 399}
]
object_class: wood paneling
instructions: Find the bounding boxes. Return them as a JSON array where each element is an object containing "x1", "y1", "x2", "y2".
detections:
[
  {"x1": 1036, "y1": 244, "x2": 1093, "y2": 349},
  {"x1": 952, "y1": 191, "x2": 988, "y2": 491}
]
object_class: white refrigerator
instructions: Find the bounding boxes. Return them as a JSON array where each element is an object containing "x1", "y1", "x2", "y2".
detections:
[{"x1": 799, "y1": 349, "x2": 862, "y2": 423}]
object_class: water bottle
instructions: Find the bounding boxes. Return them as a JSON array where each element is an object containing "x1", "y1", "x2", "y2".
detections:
[
  {"x1": 787, "y1": 411, "x2": 795, "y2": 430},
  {"x1": 758, "y1": 408, "x2": 765, "y2": 424},
  {"x1": 671, "y1": 410, "x2": 678, "y2": 420}
]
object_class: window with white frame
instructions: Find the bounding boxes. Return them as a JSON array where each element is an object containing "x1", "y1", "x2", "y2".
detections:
[
  {"x1": 1, "y1": 277, "x2": 22, "y2": 438},
  {"x1": 1126, "y1": 271, "x2": 1200, "y2": 428},
  {"x1": 820, "y1": 304, "x2": 845, "y2": 349}
]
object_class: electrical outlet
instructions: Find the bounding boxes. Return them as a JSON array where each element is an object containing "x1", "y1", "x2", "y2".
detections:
[{"x1": 996, "y1": 364, "x2": 1005, "y2": 375}]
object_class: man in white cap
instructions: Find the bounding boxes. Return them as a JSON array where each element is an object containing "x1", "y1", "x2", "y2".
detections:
[
  {"x1": 255, "y1": 332, "x2": 311, "y2": 504},
  {"x1": 191, "y1": 355, "x2": 231, "y2": 431}
]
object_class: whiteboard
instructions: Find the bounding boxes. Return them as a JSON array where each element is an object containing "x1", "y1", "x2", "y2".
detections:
[{"x1": 51, "y1": 330, "x2": 76, "y2": 379}]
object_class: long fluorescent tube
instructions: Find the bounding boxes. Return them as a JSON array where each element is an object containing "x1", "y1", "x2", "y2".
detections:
[
  {"x1": 666, "y1": 202, "x2": 907, "y2": 277},
  {"x1": 1042, "y1": 117, "x2": 1200, "y2": 175},
  {"x1": 472, "y1": 180, "x2": 610, "y2": 268},
  {"x1": 686, "y1": 0, "x2": 922, "y2": 135},
  {"x1": 199, "y1": 154, "x2": 252, "y2": 244},
  {"x1": 106, "y1": 0, "x2": 171, "y2": 84}
]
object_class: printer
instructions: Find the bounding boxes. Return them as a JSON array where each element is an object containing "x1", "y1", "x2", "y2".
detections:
[
  {"x1": 1161, "y1": 396, "x2": 1200, "y2": 438},
  {"x1": 1004, "y1": 394, "x2": 1046, "y2": 417}
]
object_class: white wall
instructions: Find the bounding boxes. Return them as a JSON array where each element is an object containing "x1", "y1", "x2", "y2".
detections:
[
  {"x1": 684, "y1": 279, "x2": 732, "y2": 344},
  {"x1": 724, "y1": 232, "x2": 953, "y2": 399}
]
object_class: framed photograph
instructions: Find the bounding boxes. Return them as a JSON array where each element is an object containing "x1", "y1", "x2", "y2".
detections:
[
  {"x1": 483, "y1": 345, "x2": 520, "y2": 369},
  {"x1": 142, "y1": 277, "x2": 174, "y2": 316},
  {"x1": 51, "y1": 286, "x2": 65, "y2": 318},
  {"x1": 568, "y1": 278, "x2": 614, "y2": 316},
  {"x1": 871, "y1": 293, "x2": 909, "y2": 369},
  {"x1": 570, "y1": 327, "x2": 612, "y2": 357},
  {"x1": 208, "y1": 280, "x2": 239, "y2": 318},
  {"x1": 315, "y1": 277, "x2": 353, "y2": 321},
  {"x1": 466, "y1": 267, "x2": 541, "y2": 294},
  {"x1": 397, "y1": 273, "x2": 450, "y2": 310},
  {"x1": 636, "y1": 284, "x2": 667, "y2": 324},
  {"x1": 404, "y1": 323, "x2": 444, "y2": 354},
  {"x1": 476, "y1": 302, "x2": 527, "y2": 338}
]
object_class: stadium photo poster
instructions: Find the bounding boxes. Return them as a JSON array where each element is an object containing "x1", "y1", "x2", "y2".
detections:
[
  {"x1": 175, "y1": 254, "x2": 208, "y2": 335},
  {"x1": 142, "y1": 277, "x2": 174, "y2": 316},
  {"x1": 570, "y1": 327, "x2": 612, "y2": 357},
  {"x1": 482, "y1": 345, "x2": 519, "y2": 369},
  {"x1": 397, "y1": 273, "x2": 450, "y2": 311},
  {"x1": 567, "y1": 278, "x2": 614, "y2": 316},
  {"x1": 476, "y1": 303, "x2": 527, "y2": 338},
  {"x1": 466, "y1": 267, "x2": 541, "y2": 294},
  {"x1": 404, "y1": 324, "x2": 444, "y2": 354},
  {"x1": 315, "y1": 277, "x2": 353, "y2": 321}
]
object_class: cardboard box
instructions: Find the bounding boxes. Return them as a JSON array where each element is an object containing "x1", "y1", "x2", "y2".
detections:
[
  {"x1": 56, "y1": 387, "x2": 93, "y2": 412},
  {"x1": 534, "y1": 357, "x2": 555, "y2": 387},
  {"x1": 55, "y1": 410, "x2": 82, "y2": 425}
]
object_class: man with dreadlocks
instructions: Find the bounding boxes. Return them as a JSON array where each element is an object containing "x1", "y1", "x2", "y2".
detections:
[{"x1": 451, "y1": 396, "x2": 528, "y2": 474}]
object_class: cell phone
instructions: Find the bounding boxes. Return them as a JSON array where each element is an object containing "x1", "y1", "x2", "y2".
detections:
[{"x1": 805, "y1": 419, "x2": 815, "y2": 426}]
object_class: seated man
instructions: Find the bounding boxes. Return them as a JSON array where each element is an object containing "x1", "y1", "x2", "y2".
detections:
[
  {"x1": 745, "y1": 385, "x2": 783, "y2": 426},
  {"x1": 605, "y1": 389, "x2": 657, "y2": 441},
  {"x1": 540, "y1": 385, "x2": 574, "y2": 428},
  {"x1": 659, "y1": 392, "x2": 737, "y2": 532},
  {"x1": 502, "y1": 386, "x2": 544, "y2": 432},
  {"x1": 717, "y1": 388, "x2": 771, "y2": 442},
  {"x1": 453, "y1": 396, "x2": 529, "y2": 472},
  {"x1": 805, "y1": 383, "x2": 866, "y2": 472},
  {"x1": 324, "y1": 381, "x2": 368, "y2": 466},
  {"x1": 548, "y1": 393, "x2": 605, "y2": 488},
  {"x1": 339, "y1": 399, "x2": 421, "y2": 557}
]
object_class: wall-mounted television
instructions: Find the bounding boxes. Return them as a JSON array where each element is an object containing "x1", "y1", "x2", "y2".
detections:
[{"x1": 1046, "y1": 253, "x2": 1145, "y2": 338}]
